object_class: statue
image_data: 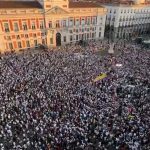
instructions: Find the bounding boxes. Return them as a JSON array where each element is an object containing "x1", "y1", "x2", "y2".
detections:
[{"x1": 108, "y1": 43, "x2": 114, "y2": 54}]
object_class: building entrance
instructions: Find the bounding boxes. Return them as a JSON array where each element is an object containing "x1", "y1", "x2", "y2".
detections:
[{"x1": 56, "y1": 33, "x2": 61, "y2": 46}]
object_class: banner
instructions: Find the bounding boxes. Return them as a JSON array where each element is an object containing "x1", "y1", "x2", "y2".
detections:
[{"x1": 93, "y1": 73, "x2": 107, "y2": 82}]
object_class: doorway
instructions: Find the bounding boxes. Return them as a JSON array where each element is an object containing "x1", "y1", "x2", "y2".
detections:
[{"x1": 56, "y1": 33, "x2": 61, "y2": 46}]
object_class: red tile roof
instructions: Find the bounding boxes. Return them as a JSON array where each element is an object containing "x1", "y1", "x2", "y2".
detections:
[
  {"x1": 0, "y1": 1, "x2": 43, "y2": 9},
  {"x1": 69, "y1": 1, "x2": 103, "y2": 8}
]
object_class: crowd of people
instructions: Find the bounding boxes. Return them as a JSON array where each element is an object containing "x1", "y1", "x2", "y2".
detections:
[{"x1": 0, "y1": 39, "x2": 150, "y2": 150}]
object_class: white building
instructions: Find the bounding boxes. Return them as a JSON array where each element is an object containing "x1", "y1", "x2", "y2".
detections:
[{"x1": 103, "y1": 1, "x2": 150, "y2": 39}]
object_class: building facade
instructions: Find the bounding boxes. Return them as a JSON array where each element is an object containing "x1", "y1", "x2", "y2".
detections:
[
  {"x1": 103, "y1": 1, "x2": 150, "y2": 40},
  {"x1": 0, "y1": 0, "x2": 107, "y2": 53},
  {"x1": 0, "y1": 1, "x2": 46, "y2": 53}
]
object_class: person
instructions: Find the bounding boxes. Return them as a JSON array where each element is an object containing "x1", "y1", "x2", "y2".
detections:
[{"x1": 0, "y1": 39, "x2": 150, "y2": 150}]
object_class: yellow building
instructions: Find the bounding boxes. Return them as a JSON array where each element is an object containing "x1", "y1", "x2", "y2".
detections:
[{"x1": 0, "y1": 0, "x2": 107, "y2": 53}]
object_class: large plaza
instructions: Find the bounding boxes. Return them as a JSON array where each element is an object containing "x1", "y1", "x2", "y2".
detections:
[
  {"x1": 0, "y1": 39, "x2": 150, "y2": 149},
  {"x1": 0, "y1": 0, "x2": 150, "y2": 150}
]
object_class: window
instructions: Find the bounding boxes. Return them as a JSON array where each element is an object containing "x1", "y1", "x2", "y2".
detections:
[
  {"x1": 25, "y1": 34, "x2": 28, "y2": 38},
  {"x1": 87, "y1": 17, "x2": 90, "y2": 25},
  {"x1": 63, "y1": 36, "x2": 66, "y2": 42},
  {"x1": 75, "y1": 19, "x2": 79, "y2": 26},
  {"x1": 34, "y1": 40, "x2": 38, "y2": 46},
  {"x1": 87, "y1": 33, "x2": 89, "y2": 39},
  {"x1": 92, "y1": 17, "x2": 97, "y2": 24},
  {"x1": 23, "y1": 22, "x2": 28, "y2": 30},
  {"x1": 49, "y1": 21, "x2": 52, "y2": 28},
  {"x1": 69, "y1": 18, "x2": 73, "y2": 26},
  {"x1": 40, "y1": 21, "x2": 44, "y2": 29},
  {"x1": 50, "y1": 38, "x2": 53, "y2": 44},
  {"x1": 42, "y1": 39, "x2": 45, "y2": 45},
  {"x1": 14, "y1": 22, "x2": 19, "y2": 32},
  {"x1": 33, "y1": 34, "x2": 36, "y2": 38},
  {"x1": 92, "y1": 33, "x2": 94, "y2": 38},
  {"x1": 70, "y1": 35, "x2": 73, "y2": 41},
  {"x1": 99, "y1": 32, "x2": 101, "y2": 37},
  {"x1": 32, "y1": 22, "x2": 36, "y2": 30},
  {"x1": 9, "y1": 43, "x2": 13, "y2": 49},
  {"x1": 16, "y1": 35, "x2": 20, "y2": 39},
  {"x1": 41, "y1": 33, "x2": 45, "y2": 36},
  {"x1": 26, "y1": 41, "x2": 30, "y2": 47},
  {"x1": 18, "y1": 42, "x2": 22, "y2": 48},
  {"x1": 112, "y1": 17, "x2": 115, "y2": 21},
  {"x1": 4, "y1": 23, "x2": 10, "y2": 32},
  {"x1": 76, "y1": 29, "x2": 78, "y2": 33},
  {"x1": 108, "y1": 17, "x2": 111, "y2": 21},
  {"x1": 6, "y1": 36, "x2": 11, "y2": 40},
  {"x1": 76, "y1": 35, "x2": 78, "y2": 41},
  {"x1": 81, "y1": 34, "x2": 84, "y2": 40},
  {"x1": 62, "y1": 20, "x2": 66, "y2": 27},
  {"x1": 56, "y1": 20, "x2": 60, "y2": 28},
  {"x1": 79, "y1": 34, "x2": 81, "y2": 40},
  {"x1": 69, "y1": 30, "x2": 73, "y2": 34},
  {"x1": 81, "y1": 18, "x2": 85, "y2": 25}
]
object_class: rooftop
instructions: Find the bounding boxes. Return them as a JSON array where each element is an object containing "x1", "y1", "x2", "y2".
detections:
[
  {"x1": 0, "y1": 1, "x2": 43, "y2": 9},
  {"x1": 82, "y1": 0, "x2": 150, "y2": 6},
  {"x1": 69, "y1": 1, "x2": 103, "y2": 8}
]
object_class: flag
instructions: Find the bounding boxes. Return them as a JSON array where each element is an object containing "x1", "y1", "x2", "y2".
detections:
[
  {"x1": 128, "y1": 115, "x2": 134, "y2": 120},
  {"x1": 93, "y1": 73, "x2": 107, "y2": 82}
]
